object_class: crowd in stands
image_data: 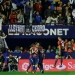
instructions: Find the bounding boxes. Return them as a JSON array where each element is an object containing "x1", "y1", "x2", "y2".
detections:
[{"x1": 0, "y1": 0, "x2": 75, "y2": 25}]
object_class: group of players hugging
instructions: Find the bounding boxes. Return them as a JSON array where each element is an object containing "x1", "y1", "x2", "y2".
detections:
[
  {"x1": 26, "y1": 37, "x2": 75, "y2": 73},
  {"x1": 26, "y1": 42, "x2": 45, "y2": 73}
]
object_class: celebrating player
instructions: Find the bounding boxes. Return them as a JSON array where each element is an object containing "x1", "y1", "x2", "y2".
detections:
[
  {"x1": 32, "y1": 45, "x2": 39, "y2": 73},
  {"x1": 26, "y1": 44, "x2": 35, "y2": 73},
  {"x1": 52, "y1": 37, "x2": 65, "y2": 68},
  {"x1": 35, "y1": 42, "x2": 45, "y2": 73}
]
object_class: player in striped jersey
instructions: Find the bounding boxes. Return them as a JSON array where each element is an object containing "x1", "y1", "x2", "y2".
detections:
[
  {"x1": 35, "y1": 42, "x2": 45, "y2": 73},
  {"x1": 30, "y1": 44, "x2": 39, "y2": 73},
  {"x1": 26, "y1": 44, "x2": 35, "y2": 73}
]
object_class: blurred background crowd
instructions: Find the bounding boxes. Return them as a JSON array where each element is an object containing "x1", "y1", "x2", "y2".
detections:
[{"x1": 0, "y1": 0, "x2": 75, "y2": 25}]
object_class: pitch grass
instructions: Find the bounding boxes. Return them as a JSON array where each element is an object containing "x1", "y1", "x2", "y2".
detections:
[{"x1": 0, "y1": 72, "x2": 75, "y2": 75}]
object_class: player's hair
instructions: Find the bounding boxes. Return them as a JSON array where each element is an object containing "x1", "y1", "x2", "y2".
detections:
[{"x1": 35, "y1": 42, "x2": 40, "y2": 45}]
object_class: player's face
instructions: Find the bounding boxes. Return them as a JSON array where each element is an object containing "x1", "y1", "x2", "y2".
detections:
[
  {"x1": 68, "y1": 41, "x2": 71, "y2": 44},
  {"x1": 9, "y1": 54, "x2": 12, "y2": 58},
  {"x1": 71, "y1": 39, "x2": 74, "y2": 43},
  {"x1": 65, "y1": 39, "x2": 68, "y2": 43}
]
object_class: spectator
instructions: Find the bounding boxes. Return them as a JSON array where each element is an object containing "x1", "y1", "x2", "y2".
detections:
[
  {"x1": 23, "y1": 48, "x2": 27, "y2": 53},
  {"x1": 17, "y1": 9, "x2": 24, "y2": 24},
  {"x1": 57, "y1": 3, "x2": 62, "y2": 14},
  {"x1": 8, "y1": 54, "x2": 18, "y2": 72},
  {"x1": 14, "y1": 46, "x2": 21, "y2": 53},
  {"x1": 55, "y1": 46, "x2": 59, "y2": 54},
  {"x1": 1, "y1": 32, "x2": 8, "y2": 50},
  {"x1": 65, "y1": 6, "x2": 70, "y2": 17},
  {"x1": 65, "y1": 39, "x2": 68, "y2": 43},
  {"x1": 19, "y1": 47, "x2": 23, "y2": 53},
  {"x1": 0, "y1": 54, "x2": 5, "y2": 71},
  {"x1": 7, "y1": 49, "x2": 13, "y2": 53},
  {"x1": 25, "y1": 1, "x2": 32, "y2": 24},
  {"x1": 46, "y1": 15, "x2": 51, "y2": 24},
  {"x1": 46, "y1": 45, "x2": 51, "y2": 53},
  {"x1": 0, "y1": 12, "x2": 3, "y2": 31},
  {"x1": 67, "y1": 41, "x2": 73, "y2": 53},
  {"x1": 5, "y1": 0, "x2": 12, "y2": 23},
  {"x1": 33, "y1": 11, "x2": 42, "y2": 24},
  {"x1": 32, "y1": 11, "x2": 36, "y2": 23},
  {"x1": 73, "y1": 41, "x2": 75, "y2": 51},
  {"x1": 9, "y1": 10, "x2": 17, "y2": 23},
  {"x1": 71, "y1": 39, "x2": 74, "y2": 45},
  {"x1": 58, "y1": 13, "x2": 64, "y2": 25},
  {"x1": 52, "y1": 6, "x2": 58, "y2": 16},
  {"x1": 64, "y1": 39, "x2": 68, "y2": 52},
  {"x1": 0, "y1": 0, "x2": 3, "y2": 4},
  {"x1": 50, "y1": 1, "x2": 54, "y2": 10},
  {"x1": 2, "y1": 4, "x2": 8, "y2": 24},
  {"x1": 0, "y1": 36, "x2": 5, "y2": 53},
  {"x1": 64, "y1": 13, "x2": 71, "y2": 25},
  {"x1": 67, "y1": 13, "x2": 72, "y2": 25},
  {"x1": 72, "y1": 9, "x2": 75, "y2": 25},
  {"x1": 50, "y1": 15, "x2": 58, "y2": 25},
  {"x1": 12, "y1": 2, "x2": 17, "y2": 10},
  {"x1": 0, "y1": 5, "x2": 3, "y2": 13},
  {"x1": 44, "y1": 6, "x2": 52, "y2": 19},
  {"x1": 62, "y1": 4, "x2": 66, "y2": 16},
  {"x1": 0, "y1": 5, "x2": 4, "y2": 14},
  {"x1": 33, "y1": 1, "x2": 42, "y2": 14},
  {"x1": 43, "y1": 0, "x2": 51, "y2": 11},
  {"x1": 46, "y1": 5, "x2": 56, "y2": 25},
  {"x1": 51, "y1": 46, "x2": 56, "y2": 52},
  {"x1": 67, "y1": 2, "x2": 72, "y2": 12}
]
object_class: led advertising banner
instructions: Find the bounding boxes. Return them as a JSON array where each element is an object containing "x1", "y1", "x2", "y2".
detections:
[
  {"x1": 18, "y1": 59, "x2": 75, "y2": 72},
  {"x1": 2, "y1": 25, "x2": 75, "y2": 38}
]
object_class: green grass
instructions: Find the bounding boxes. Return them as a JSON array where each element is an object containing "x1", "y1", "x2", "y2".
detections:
[{"x1": 0, "y1": 72, "x2": 75, "y2": 75}]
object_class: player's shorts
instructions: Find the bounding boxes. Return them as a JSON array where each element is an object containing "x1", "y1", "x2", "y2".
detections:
[
  {"x1": 55, "y1": 50, "x2": 64, "y2": 58},
  {"x1": 59, "y1": 49, "x2": 64, "y2": 57},
  {"x1": 29, "y1": 57, "x2": 33, "y2": 64},
  {"x1": 33, "y1": 57, "x2": 39, "y2": 65},
  {"x1": 38, "y1": 56, "x2": 43, "y2": 64}
]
